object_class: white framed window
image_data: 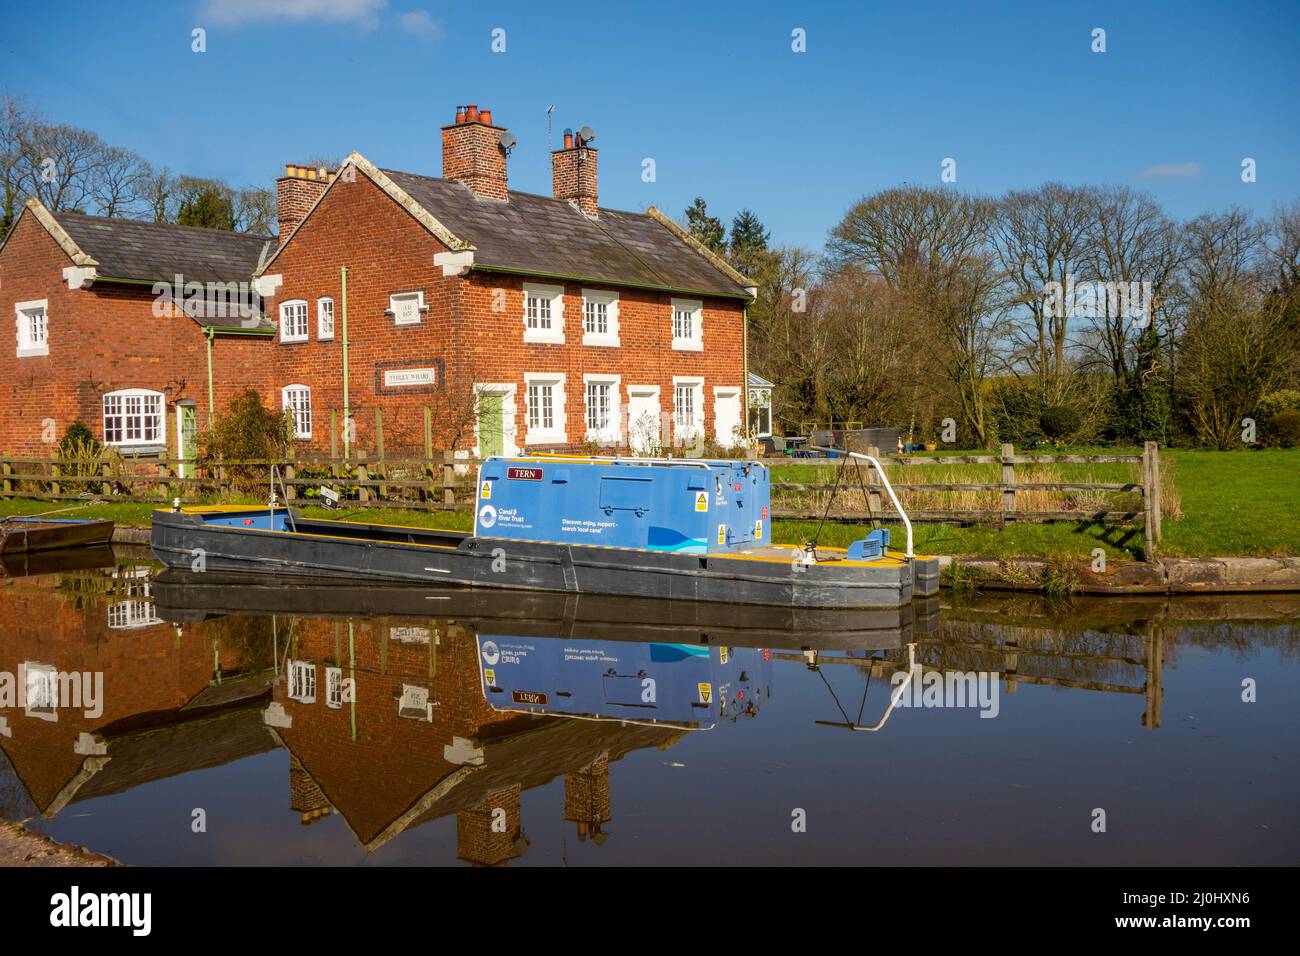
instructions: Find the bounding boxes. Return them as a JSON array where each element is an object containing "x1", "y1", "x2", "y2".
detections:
[
  {"x1": 325, "y1": 667, "x2": 345, "y2": 709},
  {"x1": 672, "y1": 377, "x2": 704, "y2": 441},
  {"x1": 289, "y1": 661, "x2": 317, "y2": 704},
  {"x1": 280, "y1": 299, "x2": 309, "y2": 342},
  {"x1": 282, "y1": 384, "x2": 312, "y2": 439},
  {"x1": 23, "y1": 662, "x2": 58, "y2": 721},
  {"x1": 388, "y1": 290, "x2": 427, "y2": 326},
  {"x1": 523, "y1": 283, "x2": 565, "y2": 344},
  {"x1": 523, "y1": 372, "x2": 567, "y2": 445},
  {"x1": 671, "y1": 298, "x2": 703, "y2": 351},
  {"x1": 317, "y1": 297, "x2": 335, "y2": 339},
  {"x1": 102, "y1": 389, "x2": 165, "y2": 448},
  {"x1": 581, "y1": 289, "x2": 620, "y2": 347},
  {"x1": 583, "y1": 374, "x2": 621, "y2": 444},
  {"x1": 15, "y1": 299, "x2": 49, "y2": 357}
]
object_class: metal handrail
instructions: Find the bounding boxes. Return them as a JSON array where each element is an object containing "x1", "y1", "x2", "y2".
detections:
[
  {"x1": 814, "y1": 643, "x2": 918, "y2": 732},
  {"x1": 811, "y1": 446, "x2": 913, "y2": 558},
  {"x1": 268, "y1": 464, "x2": 296, "y2": 533}
]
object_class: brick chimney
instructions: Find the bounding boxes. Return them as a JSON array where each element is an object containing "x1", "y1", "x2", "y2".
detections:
[
  {"x1": 441, "y1": 104, "x2": 509, "y2": 201},
  {"x1": 277, "y1": 164, "x2": 335, "y2": 239},
  {"x1": 551, "y1": 127, "x2": 598, "y2": 217}
]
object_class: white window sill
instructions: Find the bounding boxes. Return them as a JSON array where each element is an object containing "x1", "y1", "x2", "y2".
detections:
[
  {"x1": 318, "y1": 334, "x2": 334, "y2": 342},
  {"x1": 281, "y1": 335, "x2": 308, "y2": 344},
  {"x1": 672, "y1": 339, "x2": 703, "y2": 352},
  {"x1": 16, "y1": 345, "x2": 49, "y2": 358},
  {"x1": 526, "y1": 430, "x2": 567, "y2": 445},
  {"x1": 108, "y1": 444, "x2": 167, "y2": 456},
  {"x1": 524, "y1": 329, "x2": 565, "y2": 345},
  {"x1": 583, "y1": 334, "x2": 620, "y2": 348}
]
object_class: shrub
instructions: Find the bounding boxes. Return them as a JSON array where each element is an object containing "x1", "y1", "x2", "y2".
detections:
[
  {"x1": 1039, "y1": 405, "x2": 1082, "y2": 440},
  {"x1": 203, "y1": 390, "x2": 291, "y2": 491},
  {"x1": 1267, "y1": 410, "x2": 1300, "y2": 448},
  {"x1": 1258, "y1": 390, "x2": 1300, "y2": 421}
]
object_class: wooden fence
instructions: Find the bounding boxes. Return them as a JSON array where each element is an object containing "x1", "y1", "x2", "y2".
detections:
[
  {"x1": 764, "y1": 441, "x2": 1163, "y2": 557},
  {"x1": 1, "y1": 441, "x2": 1164, "y2": 555}
]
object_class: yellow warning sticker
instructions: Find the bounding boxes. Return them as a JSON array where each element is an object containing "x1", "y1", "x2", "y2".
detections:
[
  {"x1": 480, "y1": 481, "x2": 492, "y2": 500},
  {"x1": 719, "y1": 646, "x2": 729, "y2": 664},
  {"x1": 717, "y1": 524, "x2": 726, "y2": 544},
  {"x1": 484, "y1": 668, "x2": 496, "y2": 686},
  {"x1": 754, "y1": 519, "x2": 762, "y2": 538},
  {"x1": 697, "y1": 682, "x2": 713, "y2": 704},
  {"x1": 695, "y1": 491, "x2": 709, "y2": 512}
]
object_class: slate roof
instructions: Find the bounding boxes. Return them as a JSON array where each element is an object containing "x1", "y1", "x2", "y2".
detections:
[
  {"x1": 382, "y1": 170, "x2": 751, "y2": 299},
  {"x1": 56, "y1": 211, "x2": 273, "y2": 285}
]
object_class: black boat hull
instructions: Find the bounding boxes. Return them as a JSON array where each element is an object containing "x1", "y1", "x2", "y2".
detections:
[{"x1": 150, "y1": 508, "x2": 938, "y2": 609}]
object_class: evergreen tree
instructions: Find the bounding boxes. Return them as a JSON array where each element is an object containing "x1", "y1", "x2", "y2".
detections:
[
  {"x1": 684, "y1": 196, "x2": 725, "y2": 254},
  {"x1": 729, "y1": 207, "x2": 770, "y2": 273}
]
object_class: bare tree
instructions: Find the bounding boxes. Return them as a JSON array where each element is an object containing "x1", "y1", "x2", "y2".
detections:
[
  {"x1": 90, "y1": 146, "x2": 153, "y2": 218},
  {"x1": 991, "y1": 183, "x2": 1097, "y2": 399},
  {"x1": 234, "y1": 186, "x2": 276, "y2": 234},
  {"x1": 17, "y1": 122, "x2": 113, "y2": 213}
]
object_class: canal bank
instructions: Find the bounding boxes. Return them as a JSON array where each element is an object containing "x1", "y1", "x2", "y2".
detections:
[{"x1": 0, "y1": 821, "x2": 119, "y2": 867}]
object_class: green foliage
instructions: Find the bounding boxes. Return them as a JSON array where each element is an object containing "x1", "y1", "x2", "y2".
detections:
[
  {"x1": 177, "y1": 186, "x2": 235, "y2": 230},
  {"x1": 1039, "y1": 405, "x2": 1081, "y2": 440},
  {"x1": 58, "y1": 421, "x2": 98, "y2": 456},
  {"x1": 202, "y1": 390, "x2": 291, "y2": 491},
  {"x1": 728, "y1": 208, "x2": 770, "y2": 276},
  {"x1": 989, "y1": 380, "x2": 1045, "y2": 447},
  {"x1": 1258, "y1": 390, "x2": 1300, "y2": 419},
  {"x1": 683, "y1": 196, "x2": 725, "y2": 253},
  {"x1": 1267, "y1": 410, "x2": 1300, "y2": 448}
]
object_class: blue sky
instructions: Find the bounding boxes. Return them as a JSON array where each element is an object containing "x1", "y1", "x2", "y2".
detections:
[{"x1": 3, "y1": 0, "x2": 1297, "y2": 248}]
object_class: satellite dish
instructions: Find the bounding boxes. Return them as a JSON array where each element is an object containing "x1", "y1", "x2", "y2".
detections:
[
  {"x1": 499, "y1": 130, "x2": 517, "y2": 152},
  {"x1": 578, "y1": 126, "x2": 596, "y2": 144}
]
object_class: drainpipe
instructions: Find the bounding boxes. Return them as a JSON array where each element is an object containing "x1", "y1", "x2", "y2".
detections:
[
  {"x1": 341, "y1": 266, "x2": 351, "y2": 458},
  {"x1": 742, "y1": 305, "x2": 750, "y2": 451},
  {"x1": 204, "y1": 328, "x2": 216, "y2": 422}
]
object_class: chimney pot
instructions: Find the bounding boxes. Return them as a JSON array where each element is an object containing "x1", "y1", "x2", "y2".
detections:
[
  {"x1": 442, "y1": 104, "x2": 509, "y2": 200},
  {"x1": 455, "y1": 106, "x2": 466, "y2": 124},
  {"x1": 552, "y1": 130, "x2": 598, "y2": 217}
]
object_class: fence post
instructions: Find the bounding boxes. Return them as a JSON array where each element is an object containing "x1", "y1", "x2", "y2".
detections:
[
  {"x1": 357, "y1": 457, "x2": 370, "y2": 503},
  {"x1": 1142, "y1": 441, "x2": 1159, "y2": 561},
  {"x1": 284, "y1": 463, "x2": 297, "y2": 503},
  {"x1": 51, "y1": 461, "x2": 61, "y2": 500},
  {"x1": 375, "y1": 408, "x2": 387, "y2": 500},
  {"x1": 1, "y1": 456, "x2": 11, "y2": 499},
  {"x1": 100, "y1": 461, "x2": 111, "y2": 498},
  {"x1": 1001, "y1": 443, "x2": 1016, "y2": 523},
  {"x1": 443, "y1": 450, "x2": 455, "y2": 508},
  {"x1": 1150, "y1": 442, "x2": 1162, "y2": 545},
  {"x1": 330, "y1": 409, "x2": 339, "y2": 460}
]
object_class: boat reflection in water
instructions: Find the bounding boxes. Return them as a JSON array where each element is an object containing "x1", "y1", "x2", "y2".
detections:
[{"x1": 3, "y1": 550, "x2": 1296, "y2": 865}]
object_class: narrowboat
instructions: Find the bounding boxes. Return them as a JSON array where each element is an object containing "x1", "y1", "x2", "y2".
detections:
[
  {"x1": 150, "y1": 454, "x2": 939, "y2": 609},
  {"x1": 0, "y1": 516, "x2": 115, "y2": 553}
]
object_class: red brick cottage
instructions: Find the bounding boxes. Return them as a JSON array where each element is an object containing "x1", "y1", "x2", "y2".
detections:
[
  {"x1": 255, "y1": 105, "x2": 757, "y2": 458},
  {"x1": 0, "y1": 199, "x2": 274, "y2": 459}
]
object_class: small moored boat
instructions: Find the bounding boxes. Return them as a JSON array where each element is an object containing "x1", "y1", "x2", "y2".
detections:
[
  {"x1": 0, "y1": 516, "x2": 116, "y2": 553},
  {"x1": 150, "y1": 454, "x2": 939, "y2": 609}
]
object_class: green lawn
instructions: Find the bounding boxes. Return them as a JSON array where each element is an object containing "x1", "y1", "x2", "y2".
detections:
[{"x1": 2, "y1": 448, "x2": 1295, "y2": 559}]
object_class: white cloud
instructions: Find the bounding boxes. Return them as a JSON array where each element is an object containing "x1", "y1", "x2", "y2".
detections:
[
  {"x1": 398, "y1": 10, "x2": 443, "y2": 40},
  {"x1": 1137, "y1": 162, "x2": 1201, "y2": 180},
  {"x1": 198, "y1": 0, "x2": 388, "y2": 28}
]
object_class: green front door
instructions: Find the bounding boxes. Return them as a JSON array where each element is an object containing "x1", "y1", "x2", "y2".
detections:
[
  {"x1": 479, "y1": 394, "x2": 504, "y2": 457},
  {"x1": 178, "y1": 403, "x2": 198, "y2": 478}
]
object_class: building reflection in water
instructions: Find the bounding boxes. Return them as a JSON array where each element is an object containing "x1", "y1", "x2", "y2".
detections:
[{"x1": 3, "y1": 552, "x2": 1296, "y2": 863}]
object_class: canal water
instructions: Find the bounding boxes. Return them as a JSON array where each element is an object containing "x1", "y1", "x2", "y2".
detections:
[{"x1": 2, "y1": 548, "x2": 1296, "y2": 866}]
